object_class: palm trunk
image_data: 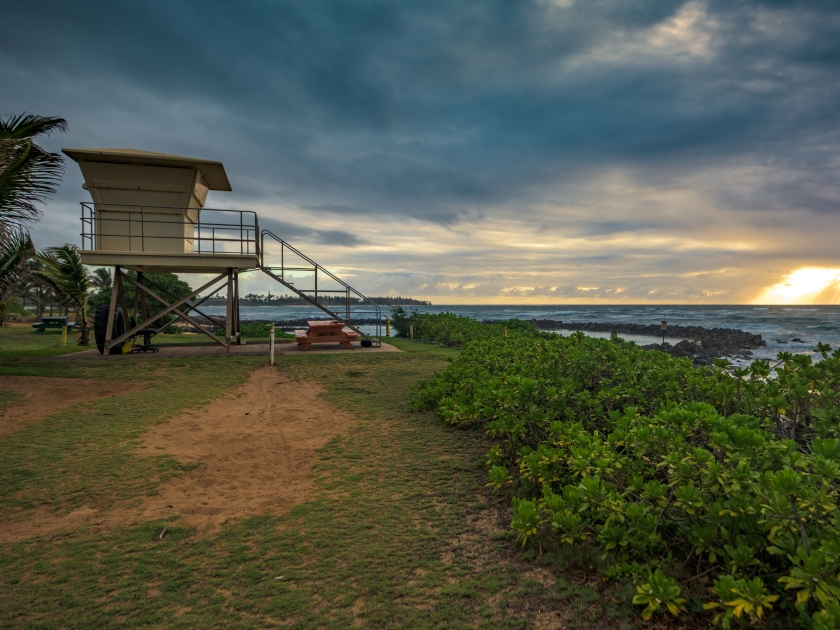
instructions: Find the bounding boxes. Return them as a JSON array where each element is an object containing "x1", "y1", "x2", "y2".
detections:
[{"x1": 77, "y1": 309, "x2": 90, "y2": 345}]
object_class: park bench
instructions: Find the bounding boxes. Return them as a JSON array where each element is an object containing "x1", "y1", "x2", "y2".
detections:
[
  {"x1": 295, "y1": 320, "x2": 358, "y2": 350},
  {"x1": 31, "y1": 316, "x2": 76, "y2": 333}
]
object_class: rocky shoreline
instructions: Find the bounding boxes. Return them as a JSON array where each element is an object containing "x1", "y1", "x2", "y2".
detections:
[
  {"x1": 190, "y1": 316, "x2": 769, "y2": 366},
  {"x1": 526, "y1": 319, "x2": 766, "y2": 366}
]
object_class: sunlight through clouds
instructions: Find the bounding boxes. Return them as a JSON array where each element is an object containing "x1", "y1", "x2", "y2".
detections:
[{"x1": 754, "y1": 269, "x2": 840, "y2": 305}]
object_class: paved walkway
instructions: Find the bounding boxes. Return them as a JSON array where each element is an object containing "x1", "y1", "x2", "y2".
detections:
[{"x1": 44, "y1": 341, "x2": 401, "y2": 360}]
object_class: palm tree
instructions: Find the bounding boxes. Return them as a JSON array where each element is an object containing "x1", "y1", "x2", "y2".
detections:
[
  {"x1": 31, "y1": 245, "x2": 92, "y2": 345},
  {"x1": 90, "y1": 267, "x2": 112, "y2": 292},
  {"x1": 0, "y1": 113, "x2": 68, "y2": 328},
  {"x1": 0, "y1": 114, "x2": 67, "y2": 231},
  {"x1": 0, "y1": 228, "x2": 34, "y2": 326}
]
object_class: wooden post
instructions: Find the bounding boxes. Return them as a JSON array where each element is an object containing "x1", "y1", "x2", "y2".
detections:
[
  {"x1": 503, "y1": 326, "x2": 507, "y2": 337},
  {"x1": 138, "y1": 271, "x2": 149, "y2": 322},
  {"x1": 269, "y1": 323, "x2": 275, "y2": 367},
  {"x1": 104, "y1": 266, "x2": 120, "y2": 347},
  {"x1": 117, "y1": 270, "x2": 130, "y2": 332},
  {"x1": 234, "y1": 271, "x2": 241, "y2": 345},
  {"x1": 61, "y1": 325, "x2": 67, "y2": 346},
  {"x1": 386, "y1": 316, "x2": 390, "y2": 337},
  {"x1": 132, "y1": 271, "x2": 140, "y2": 321},
  {"x1": 225, "y1": 268, "x2": 233, "y2": 352},
  {"x1": 410, "y1": 324, "x2": 414, "y2": 340}
]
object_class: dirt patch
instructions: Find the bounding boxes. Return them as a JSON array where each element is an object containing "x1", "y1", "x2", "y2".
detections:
[
  {"x1": 1, "y1": 366, "x2": 355, "y2": 541},
  {"x1": 0, "y1": 377, "x2": 147, "y2": 438}
]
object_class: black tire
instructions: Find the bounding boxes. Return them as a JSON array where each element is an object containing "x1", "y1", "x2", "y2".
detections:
[
  {"x1": 361, "y1": 339, "x2": 373, "y2": 348},
  {"x1": 93, "y1": 305, "x2": 127, "y2": 355}
]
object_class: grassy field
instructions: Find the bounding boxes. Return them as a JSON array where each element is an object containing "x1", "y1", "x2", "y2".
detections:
[
  {"x1": 0, "y1": 337, "x2": 636, "y2": 628},
  {"x1": 0, "y1": 325, "x2": 279, "y2": 361}
]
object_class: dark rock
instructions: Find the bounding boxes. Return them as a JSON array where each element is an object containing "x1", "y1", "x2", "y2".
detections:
[
  {"x1": 526, "y1": 318, "x2": 766, "y2": 362},
  {"x1": 792, "y1": 338, "x2": 804, "y2": 343}
]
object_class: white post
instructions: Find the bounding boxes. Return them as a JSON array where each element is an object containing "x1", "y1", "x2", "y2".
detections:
[{"x1": 269, "y1": 322, "x2": 275, "y2": 367}]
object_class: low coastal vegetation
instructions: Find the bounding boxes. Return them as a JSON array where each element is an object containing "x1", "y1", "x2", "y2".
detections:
[
  {"x1": 390, "y1": 307, "x2": 541, "y2": 344},
  {"x1": 412, "y1": 315, "x2": 840, "y2": 628}
]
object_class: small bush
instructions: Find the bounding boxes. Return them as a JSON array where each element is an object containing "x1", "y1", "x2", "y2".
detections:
[
  {"x1": 241, "y1": 322, "x2": 271, "y2": 337},
  {"x1": 240, "y1": 322, "x2": 293, "y2": 338},
  {"x1": 389, "y1": 306, "x2": 417, "y2": 337}
]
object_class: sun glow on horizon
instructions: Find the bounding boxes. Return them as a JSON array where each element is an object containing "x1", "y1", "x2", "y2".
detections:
[{"x1": 754, "y1": 268, "x2": 840, "y2": 305}]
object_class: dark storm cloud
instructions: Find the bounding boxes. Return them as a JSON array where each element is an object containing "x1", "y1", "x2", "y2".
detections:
[
  {"x1": 0, "y1": 0, "x2": 840, "y2": 298},
  {"x1": 2, "y1": 0, "x2": 839, "y2": 237}
]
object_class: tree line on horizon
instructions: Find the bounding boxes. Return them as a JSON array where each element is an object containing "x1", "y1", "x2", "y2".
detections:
[{"x1": 200, "y1": 292, "x2": 431, "y2": 307}]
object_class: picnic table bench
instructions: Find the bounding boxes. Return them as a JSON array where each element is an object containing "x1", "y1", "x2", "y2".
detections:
[
  {"x1": 31, "y1": 316, "x2": 76, "y2": 333},
  {"x1": 295, "y1": 320, "x2": 358, "y2": 350}
]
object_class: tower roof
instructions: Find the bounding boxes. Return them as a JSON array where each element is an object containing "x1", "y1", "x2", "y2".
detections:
[{"x1": 62, "y1": 148, "x2": 232, "y2": 191}]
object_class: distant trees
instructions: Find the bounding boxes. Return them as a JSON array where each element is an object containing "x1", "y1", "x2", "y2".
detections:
[{"x1": 233, "y1": 293, "x2": 431, "y2": 307}]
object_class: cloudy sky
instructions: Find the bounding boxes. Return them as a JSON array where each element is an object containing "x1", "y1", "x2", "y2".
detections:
[{"x1": 3, "y1": 0, "x2": 840, "y2": 304}]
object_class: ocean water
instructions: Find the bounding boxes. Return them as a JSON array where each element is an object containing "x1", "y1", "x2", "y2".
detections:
[{"x1": 203, "y1": 304, "x2": 840, "y2": 363}]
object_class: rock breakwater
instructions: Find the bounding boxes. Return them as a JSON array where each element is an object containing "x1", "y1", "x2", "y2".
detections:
[{"x1": 526, "y1": 319, "x2": 765, "y2": 366}]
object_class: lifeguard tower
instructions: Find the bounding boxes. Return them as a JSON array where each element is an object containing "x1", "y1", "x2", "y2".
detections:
[{"x1": 64, "y1": 148, "x2": 381, "y2": 354}]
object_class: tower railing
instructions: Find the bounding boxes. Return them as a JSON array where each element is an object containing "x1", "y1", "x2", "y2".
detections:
[{"x1": 80, "y1": 202, "x2": 260, "y2": 257}]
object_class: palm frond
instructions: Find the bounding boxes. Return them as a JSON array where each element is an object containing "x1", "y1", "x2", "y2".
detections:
[
  {"x1": 0, "y1": 114, "x2": 67, "y2": 229},
  {"x1": 32, "y1": 245, "x2": 91, "y2": 303},
  {"x1": 90, "y1": 267, "x2": 113, "y2": 291},
  {"x1": 0, "y1": 141, "x2": 65, "y2": 227},
  {"x1": 0, "y1": 114, "x2": 68, "y2": 141},
  {"x1": 0, "y1": 227, "x2": 34, "y2": 302}
]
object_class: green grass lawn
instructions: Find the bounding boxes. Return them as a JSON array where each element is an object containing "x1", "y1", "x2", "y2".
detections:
[
  {"x1": 0, "y1": 325, "x2": 276, "y2": 360},
  {"x1": 0, "y1": 339, "x2": 636, "y2": 628},
  {"x1": 0, "y1": 326, "x2": 91, "y2": 359}
]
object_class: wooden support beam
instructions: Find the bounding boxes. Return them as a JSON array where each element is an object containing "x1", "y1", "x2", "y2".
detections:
[
  {"x1": 105, "y1": 271, "x2": 228, "y2": 349},
  {"x1": 117, "y1": 269, "x2": 130, "y2": 333},
  {"x1": 234, "y1": 271, "x2": 241, "y2": 345},
  {"x1": 141, "y1": 276, "x2": 226, "y2": 330},
  {"x1": 104, "y1": 266, "x2": 120, "y2": 346},
  {"x1": 119, "y1": 272, "x2": 228, "y2": 346},
  {"x1": 225, "y1": 268, "x2": 233, "y2": 352}
]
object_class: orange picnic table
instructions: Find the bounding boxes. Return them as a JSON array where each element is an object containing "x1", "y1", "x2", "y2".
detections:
[{"x1": 295, "y1": 320, "x2": 359, "y2": 350}]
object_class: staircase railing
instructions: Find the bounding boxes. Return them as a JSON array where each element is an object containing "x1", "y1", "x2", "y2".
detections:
[{"x1": 260, "y1": 230, "x2": 382, "y2": 345}]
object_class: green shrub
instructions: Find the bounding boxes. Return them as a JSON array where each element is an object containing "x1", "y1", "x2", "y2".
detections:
[
  {"x1": 241, "y1": 322, "x2": 271, "y2": 337},
  {"x1": 392, "y1": 311, "x2": 541, "y2": 345},
  {"x1": 240, "y1": 322, "x2": 293, "y2": 338},
  {"x1": 389, "y1": 305, "x2": 417, "y2": 337},
  {"x1": 412, "y1": 332, "x2": 840, "y2": 627}
]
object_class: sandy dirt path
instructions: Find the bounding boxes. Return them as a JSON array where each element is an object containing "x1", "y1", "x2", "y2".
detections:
[
  {"x1": 0, "y1": 376, "x2": 146, "y2": 438},
  {"x1": 1, "y1": 366, "x2": 355, "y2": 541}
]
